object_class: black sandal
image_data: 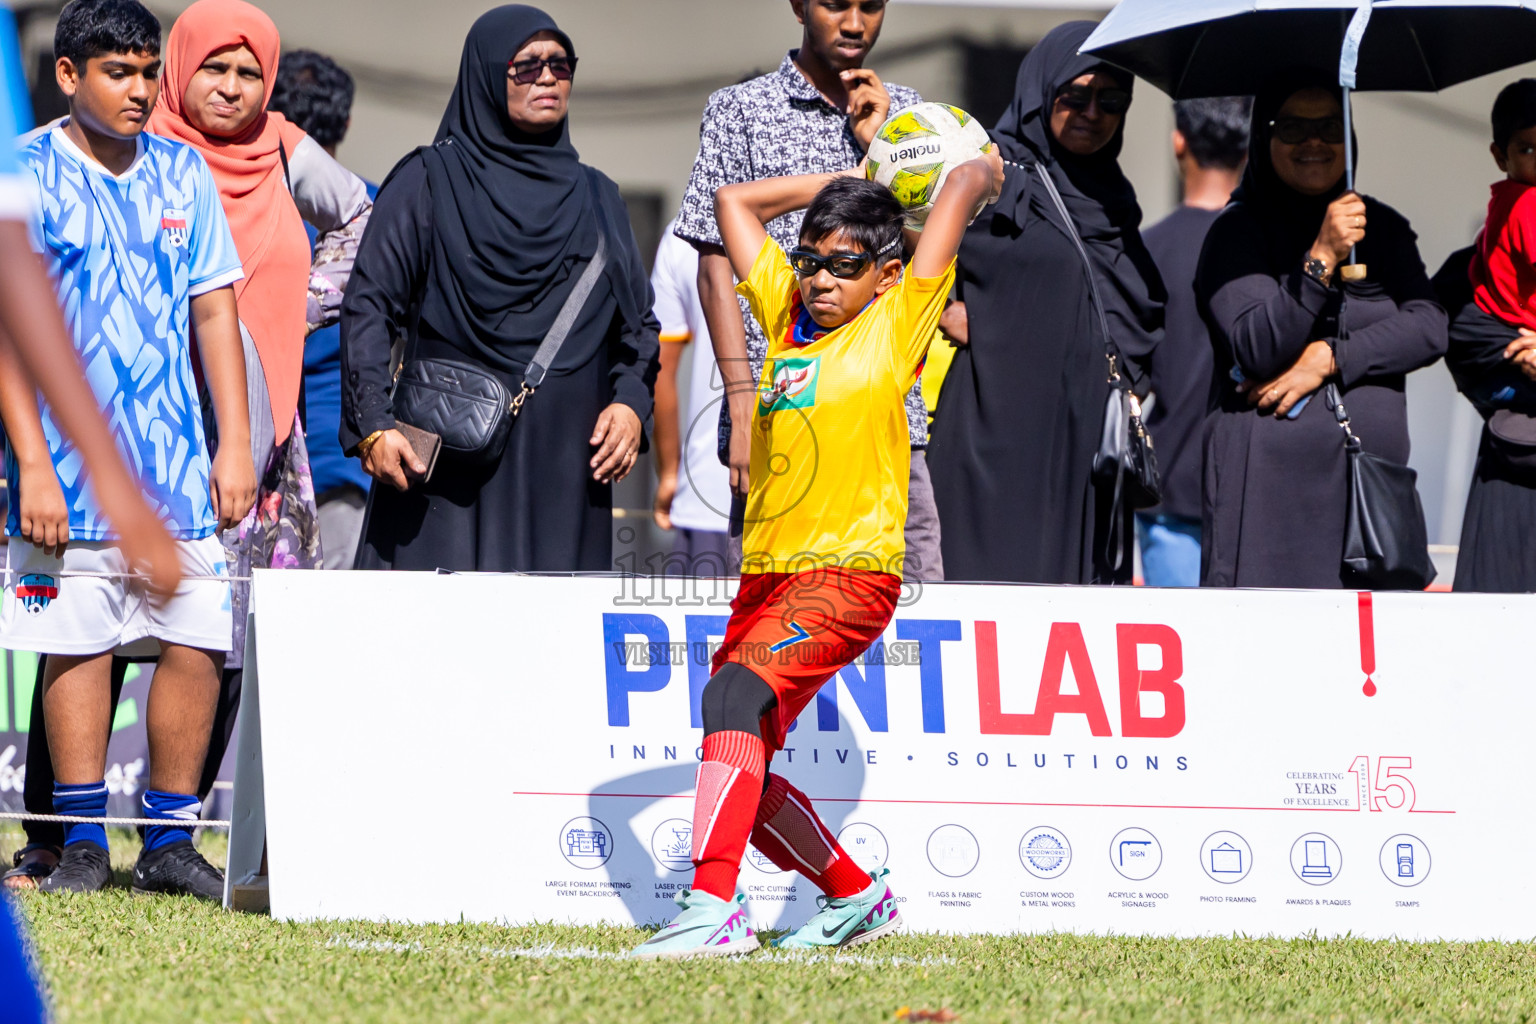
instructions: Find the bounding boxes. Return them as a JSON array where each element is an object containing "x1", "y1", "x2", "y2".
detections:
[{"x1": 3, "y1": 843, "x2": 62, "y2": 890}]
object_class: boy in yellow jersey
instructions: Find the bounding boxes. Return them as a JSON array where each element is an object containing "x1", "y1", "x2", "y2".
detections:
[{"x1": 633, "y1": 147, "x2": 1003, "y2": 959}]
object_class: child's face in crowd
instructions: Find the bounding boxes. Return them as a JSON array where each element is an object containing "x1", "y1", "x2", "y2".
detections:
[
  {"x1": 183, "y1": 43, "x2": 265, "y2": 138},
  {"x1": 1494, "y1": 126, "x2": 1536, "y2": 186},
  {"x1": 795, "y1": 228, "x2": 903, "y2": 329},
  {"x1": 57, "y1": 51, "x2": 160, "y2": 141}
]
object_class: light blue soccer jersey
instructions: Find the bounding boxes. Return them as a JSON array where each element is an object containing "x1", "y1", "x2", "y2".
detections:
[{"x1": 9, "y1": 127, "x2": 243, "y2": 540}]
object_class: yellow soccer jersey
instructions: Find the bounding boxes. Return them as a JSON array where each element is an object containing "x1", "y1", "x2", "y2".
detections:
[{"x1": 736, "y1": 236, "x2": 955, "y2": 575}]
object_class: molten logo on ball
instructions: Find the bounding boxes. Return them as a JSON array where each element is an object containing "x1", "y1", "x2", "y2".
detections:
[{"x1": 867, "y1": 101, "x2": 993, "y2": 229}]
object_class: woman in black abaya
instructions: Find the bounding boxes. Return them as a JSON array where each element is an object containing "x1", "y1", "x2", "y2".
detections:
[
  {"x1": 1196, "y1": 74, "x2": 1446, "y2": 588},
  {"x1": 340, "y1": 5, "x2": 659, "y2": 571},
  {"x1": 928, "y1": 22, "x2": 1164, "y2": 584}
]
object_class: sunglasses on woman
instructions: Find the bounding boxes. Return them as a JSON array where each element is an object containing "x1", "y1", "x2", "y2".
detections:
[
  {"x1": 1056, "y1": 84, "x2": 1131, "y2": 116},
  {"x1": 787, "y1": 239, "x2": 900, "y2": 279},
  {"x1": 508, "y1": 55, "x2": 577, "y2": 85},
  {"x1": 1269, "y1": 115, "x2": 1346, "y2": 146}
]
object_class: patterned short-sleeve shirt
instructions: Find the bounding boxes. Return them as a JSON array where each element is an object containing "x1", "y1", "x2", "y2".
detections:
[
  {"x1": 675, "y1": 51, "x2": 929, "y2": 449},
  {"x1": 10, "y1": 128, "x2": 243, "y2": 540}
]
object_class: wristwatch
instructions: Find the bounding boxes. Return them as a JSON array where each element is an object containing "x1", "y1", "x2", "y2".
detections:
[{"x1": 1303, "y1": 254, "x2": 1331, "y2": 284}]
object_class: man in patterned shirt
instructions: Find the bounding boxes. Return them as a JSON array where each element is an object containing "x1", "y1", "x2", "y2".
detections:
[
  {"x1": 0, "y1": 0, "x2": 256, "y2": 899},
  {"x1": 675, "y1": 0, "x2": 944, "y2": 580}
]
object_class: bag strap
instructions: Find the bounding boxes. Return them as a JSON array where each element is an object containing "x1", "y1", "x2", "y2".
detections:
[
  {"x1": 278, "y1": 140, "x2": 292, "y2": 194},
  {"x1": 1323, "y1": 296, "x2": 1362, "y2": 453},
  {"x1": 520, "y1": 168, "x2": 611, "y2": 396},
  {"x1": 1325, "y1": 382, "x2": 1363, "y2": 452},
  {"x1": 1029, "y1": 162, "x2": 1125, "y2": 388}
]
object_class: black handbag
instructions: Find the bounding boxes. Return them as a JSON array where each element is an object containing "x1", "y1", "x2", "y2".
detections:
[
  {"x1": 1327, "y1": 383, "x2": 1437, "y2": 590},
  {"x1": 393, "y1": 173, "x2": 612, "y2": 463},
  {"x1": 1032, "y1": 162, "x2": 1163, "y2": 512},
  {"x1": 1094, "y1": 363, "x2": 1161, "y2": 508}
]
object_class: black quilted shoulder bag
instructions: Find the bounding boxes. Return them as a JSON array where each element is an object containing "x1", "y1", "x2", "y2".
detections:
[
  {"x1": 1327, "y1": 381, "x2": 1436, "y2": 590},
  {"x1": 393, "y1": 178, "x2": 612, "y2": 463}
]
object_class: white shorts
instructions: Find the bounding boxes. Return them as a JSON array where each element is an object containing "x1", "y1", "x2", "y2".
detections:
[{"x1": 0, "y1": 536, "x2": 233, "y2": 656}]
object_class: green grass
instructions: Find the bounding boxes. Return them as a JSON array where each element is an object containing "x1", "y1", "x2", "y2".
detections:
[{"x1": 9, "y1": 828, "x2": 1536, "y2": 1023}]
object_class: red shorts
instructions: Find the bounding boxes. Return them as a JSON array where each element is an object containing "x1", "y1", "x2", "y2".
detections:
[{"x1": 711, "y1": 566, "x2": 902, "y2": 749}]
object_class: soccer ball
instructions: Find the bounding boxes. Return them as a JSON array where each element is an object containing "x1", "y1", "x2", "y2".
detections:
[{"x1": 865, "y1": 101, "x2": 993, "y2": 229}]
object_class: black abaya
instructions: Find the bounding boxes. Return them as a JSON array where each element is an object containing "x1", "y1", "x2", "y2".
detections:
[
  {"x1": 1198, "y1": 200, "x2": 1445, "y2": 588},
  {"x1": 927, "y1": 23, "x2": 1164, "y2": 585},
  {"x1": 931, "y1": 172, "x2": 1144, "y2": 584},
  {"x1": 339, "y1": 6, "x2": 658, "y2": 573},
  {"x1": 1197, "y1": 76, "x2": 1446, "y2": 589},
  {"x1": 340, "y1": 154, "x2": 658, "y2": 572}
]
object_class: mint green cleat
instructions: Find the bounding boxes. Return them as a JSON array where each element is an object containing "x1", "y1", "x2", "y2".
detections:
[
  {"x1": 772, "y1": 868, "x2": 902, "y2": 950},
  {"x1": 631, "y1": 889, "x2": 761, "y2": 960}
]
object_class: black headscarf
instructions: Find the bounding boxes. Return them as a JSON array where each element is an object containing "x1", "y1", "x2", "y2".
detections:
[
  {"x1": 417, "y1": 5, "x2": 598, "y2": 354},
  {"x1": 991, "y1": 21, "x2": 1162, "y2": 371},
  {"x1": 1232, "y1": 69, "x2": 1353, "y2": 268}
]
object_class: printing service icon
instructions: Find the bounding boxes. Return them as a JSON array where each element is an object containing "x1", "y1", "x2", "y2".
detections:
[
  {"x1": 1200, "y1": 831, "x2": 1254, "y2": 885},
  {"x1": 560, "y1": 816, "x2": 614, "y2": 869},
  {"x1": 1378, "y1": 834, "x2": 1431, "y2": 887},
  {"x1": 744, "y1": 847, "x2": 784, "y2": 874},
  {"x1": 1289, "y1": 832, "x2": 1343, "y2": 886},
  {"x1": 1018, "y1": 826, "x2": 1073, "y2": 881},
  {"x1": 926, "y1": 824, "x2": 981, "y2": 878},
  {"x1": 649, "y1": 818, "x2": 694, "y2": 873},
  {"x1": 837, "y1": 822, "x2": 891, "y2": 871},
  {"x1": 1108, "y1": 827, "x2": 1163, "y2": 881}
]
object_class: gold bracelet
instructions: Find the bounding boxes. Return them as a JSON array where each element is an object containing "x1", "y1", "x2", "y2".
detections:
[{"x1": 356, "y1": 429, "x2": 385, "y2": 460}]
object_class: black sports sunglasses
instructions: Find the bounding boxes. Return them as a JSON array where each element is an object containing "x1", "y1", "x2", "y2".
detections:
[{"x1": 787, "y1": 239, "x2": 901, "y2": 279}]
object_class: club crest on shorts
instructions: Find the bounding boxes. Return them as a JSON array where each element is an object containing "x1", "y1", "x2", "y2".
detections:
[
  {"x1": 16, "y1": 573, "x2": 58, "y2": 614},
  {"x1": 160, "y1": 209, "x2": 189, "y2": 249}
]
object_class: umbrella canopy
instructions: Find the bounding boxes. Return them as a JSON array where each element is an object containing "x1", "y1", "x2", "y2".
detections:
[{"x1": 1083, "y1": 0, "x2": 1536, "y2": 97}]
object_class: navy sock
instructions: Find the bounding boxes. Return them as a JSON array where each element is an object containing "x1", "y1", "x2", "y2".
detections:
[
  {"x1": 141, "y1": 790, "x2": 200, "y2": 852},
  {"x1": 53, "y1": 781, "x2": 108, "y2": 850}
]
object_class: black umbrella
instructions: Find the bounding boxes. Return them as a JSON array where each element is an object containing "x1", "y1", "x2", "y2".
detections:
[{"x1": 1083, "y1": 0, "x2": 1536, "y2": 275}]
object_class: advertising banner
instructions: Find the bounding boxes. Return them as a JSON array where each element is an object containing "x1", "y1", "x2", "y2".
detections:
[{"x1": 237, "y1": 570, "x2": 1535, "y2": 940}]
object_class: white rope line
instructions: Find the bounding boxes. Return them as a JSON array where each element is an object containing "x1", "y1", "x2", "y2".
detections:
[{"x1": 0, "y1": 811, "x2": 230, "y2": 828}]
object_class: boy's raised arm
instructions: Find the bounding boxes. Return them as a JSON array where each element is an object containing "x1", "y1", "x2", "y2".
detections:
[
  {"x1": 189, "y1": 286, "x2": 257, "y2": 532},
  {"x1": 910, "y1": 148, "x2": 1004, "y2": 281},
  {"x1": 714, "y1": 170, "x2": 858, "y2": 282}
]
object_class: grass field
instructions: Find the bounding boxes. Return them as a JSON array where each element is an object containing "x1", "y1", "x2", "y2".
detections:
[{"x1": 8, "y1": 828, "x2": 1536, "y2": 1023}]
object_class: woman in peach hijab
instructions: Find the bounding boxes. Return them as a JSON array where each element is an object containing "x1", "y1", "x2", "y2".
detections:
[{"x1": 147, "y1": 0, "x2": 371, "y2": 775}]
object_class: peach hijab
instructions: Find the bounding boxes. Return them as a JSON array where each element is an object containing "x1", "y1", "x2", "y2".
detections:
[{"x1": 147, "y1": 0, "x2": 309, "y2": 443}]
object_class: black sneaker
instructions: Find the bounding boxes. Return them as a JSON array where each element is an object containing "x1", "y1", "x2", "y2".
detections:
[
  {"x1": 132, "y1": 842, "x2": 224, "y2": 902},
  {"x1": 37, "y1": 842, "x2": 112, "y2": 894}
]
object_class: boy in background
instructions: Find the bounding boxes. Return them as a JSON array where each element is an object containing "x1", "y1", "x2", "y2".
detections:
[
  {"x1": 633, "y1": 146, "x2": 1002, "y2": 959},
  {"x1": 651, "y1": 219, "x2": 732, "y2": 569},
  {"x1": 1471, "y1": 78, "x2": 1536, "y2": 398},
  {"x1": 0, "y1": 0, "x2": 256, "y2": 899}
]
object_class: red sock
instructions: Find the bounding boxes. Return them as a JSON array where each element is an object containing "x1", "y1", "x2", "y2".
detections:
[
  {"x1": 749, "y1": 774, "x2": 871, "y2": 899},
  {"x1": 690, "y1": 731, "x2": 768, "y2": 901}
]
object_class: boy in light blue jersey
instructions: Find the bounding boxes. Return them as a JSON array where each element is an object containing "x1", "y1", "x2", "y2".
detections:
[{"x1": 0, "y1": 0, "x2": 256, "y2": 900}]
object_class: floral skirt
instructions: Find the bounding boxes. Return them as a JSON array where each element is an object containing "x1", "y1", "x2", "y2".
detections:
[{"x1": 221, "y1": 413, "x2": 322, "y2": 669}]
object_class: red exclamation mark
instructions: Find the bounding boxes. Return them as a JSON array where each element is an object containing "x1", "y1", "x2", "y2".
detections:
[{"x1": 1357, "y1": 591, "x2": 1377, "y2": 697}]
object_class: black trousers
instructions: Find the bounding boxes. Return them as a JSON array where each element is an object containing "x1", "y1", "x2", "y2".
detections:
[{"x1": 21, "y1": 656, "x2": 242, "y2": 848}]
